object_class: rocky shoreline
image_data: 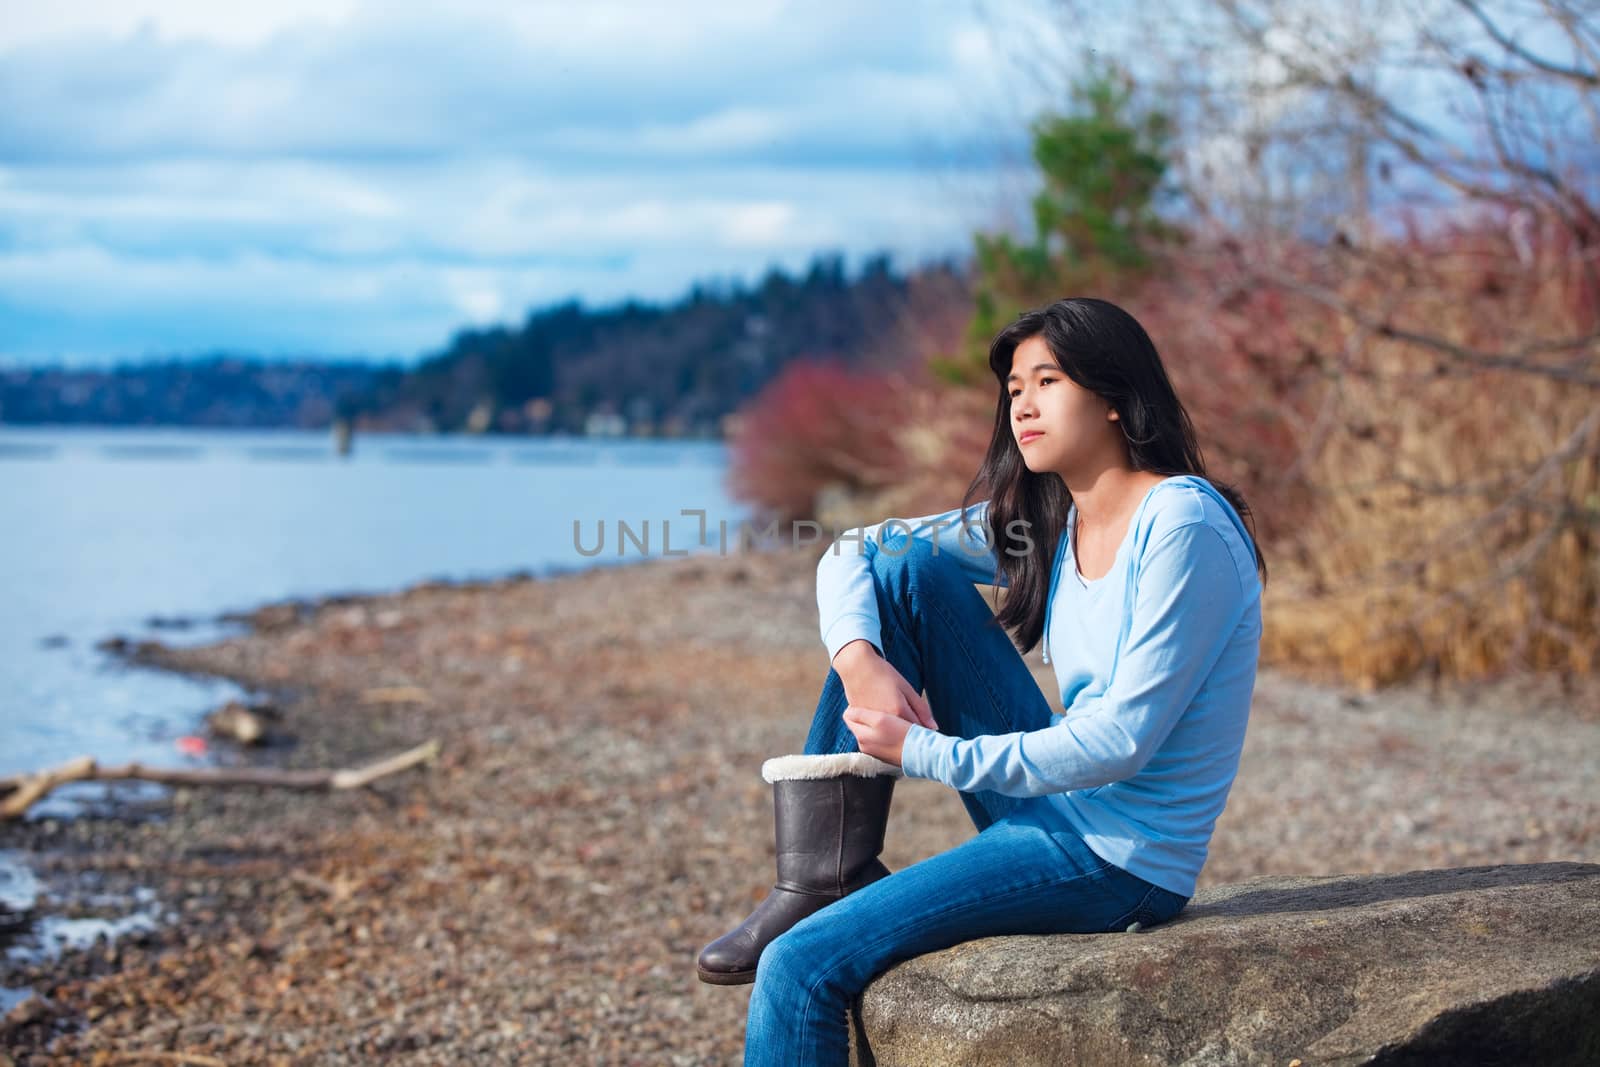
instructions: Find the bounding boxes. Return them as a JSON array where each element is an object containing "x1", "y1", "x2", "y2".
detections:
[{"x1": 1, "y1": 544, "x2": 1596, "y2": 1064}]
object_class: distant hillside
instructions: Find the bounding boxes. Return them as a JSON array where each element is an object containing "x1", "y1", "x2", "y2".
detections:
[
  {"x1": 0, "y1": 251, "x2": 967, "y2": 436},
  {"x1": 0, "y1": 357, "x2": 400, "y2": 430}
]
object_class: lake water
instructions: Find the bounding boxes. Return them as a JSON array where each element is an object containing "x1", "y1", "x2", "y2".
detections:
[{"x1": 0, "y1": 425, "x2": 753, "y2": 999}]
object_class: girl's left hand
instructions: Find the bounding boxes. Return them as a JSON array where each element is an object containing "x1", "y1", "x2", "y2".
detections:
[{"x1": 842, "y1": 704, "x2": 914, "y2": 767}]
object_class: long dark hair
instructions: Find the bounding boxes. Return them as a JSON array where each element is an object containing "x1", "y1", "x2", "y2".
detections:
[{"x1": 959, "y1": 297, "x2": 1268, "y2": 656}]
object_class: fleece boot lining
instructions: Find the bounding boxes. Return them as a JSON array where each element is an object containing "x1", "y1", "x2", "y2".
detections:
[{"x1": 761, "y1": 752, "x2": 905, "y2": 783}]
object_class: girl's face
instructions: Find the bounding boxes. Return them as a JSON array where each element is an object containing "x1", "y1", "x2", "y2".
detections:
[{"x1": 1006, "y1": 334, "x2": 1121, "y2": 478}]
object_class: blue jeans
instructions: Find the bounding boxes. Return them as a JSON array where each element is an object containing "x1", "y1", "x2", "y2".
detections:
[{"x1": 743, "y1": 533, "x2": 1190, "y2": 1066}]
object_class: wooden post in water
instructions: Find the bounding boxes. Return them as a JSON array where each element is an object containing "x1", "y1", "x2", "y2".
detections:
[{"x1": 332, "y1": 416, "x2": 354, "y2": 457}]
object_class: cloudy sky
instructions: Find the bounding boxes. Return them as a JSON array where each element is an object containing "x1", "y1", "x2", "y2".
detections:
[{"x1": 0, "y1": 0, "x2": 1068, "y2": 366}]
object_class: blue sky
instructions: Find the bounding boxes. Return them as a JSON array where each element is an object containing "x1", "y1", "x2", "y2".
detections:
[{"x1": 0, "y1": 1, "x2": 1064, "y2": 366}]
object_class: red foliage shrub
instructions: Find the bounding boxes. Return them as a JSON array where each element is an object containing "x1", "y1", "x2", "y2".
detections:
[{"x1": 724, "y1": 360, "x2": 916, "y2": 527}]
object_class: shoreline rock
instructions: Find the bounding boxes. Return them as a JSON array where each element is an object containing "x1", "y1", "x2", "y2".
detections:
[{"x1": 853, "y1": 862, "x2": 1600, "y2": 1066}]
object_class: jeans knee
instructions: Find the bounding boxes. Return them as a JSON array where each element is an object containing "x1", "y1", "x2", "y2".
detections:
[
  {"x1": 753, "y1": 932, "x2": 813, "y2": 999},
  {"x1": 869, "y1": 532, "x2": 944, "y2": 587},
  {"x1": 873, "y1": 534, "x2": 980, "y2": 619}
]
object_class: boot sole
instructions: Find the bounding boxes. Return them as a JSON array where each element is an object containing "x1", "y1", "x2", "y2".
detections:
[{"x1": 696, "y1": 964, "x2": 756, "y2": 986}]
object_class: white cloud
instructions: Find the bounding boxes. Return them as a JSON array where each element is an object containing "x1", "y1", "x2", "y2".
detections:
[
  {"x1": 717, "y1": 202, "x2": 797, "y2": 247},
  {"x1": 441, "y1": 273, "x2": 507, "y2": 326},
  {"x1": 632, "y1": 108, "x2": 788, "y2": 156},
  {"x1": 0, "y1": 0, "x2": 1062, "y2": 362},
  {"x1": 0, "y1": 2, "x2": 1029, "y2": 165},
  {"x1": 0, "y1": 157, "x2": 1000, "y2": 360},
  {"x1": 0, "y1": 0, "x2": 360, "y2": 49}
]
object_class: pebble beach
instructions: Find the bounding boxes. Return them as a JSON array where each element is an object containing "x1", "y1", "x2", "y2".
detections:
[{"x1": 2, "y1": 543, "x2": 1597, "y2": 1064}]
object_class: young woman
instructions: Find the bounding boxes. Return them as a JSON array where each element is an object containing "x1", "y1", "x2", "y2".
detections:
[{"x1": 697, "y1": 297, "x2": 1267, "y2": 1066}]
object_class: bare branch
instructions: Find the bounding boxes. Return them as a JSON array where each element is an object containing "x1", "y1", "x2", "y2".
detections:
[
  {"x1": 1267, "y1": 275, "x2": 1600, "y2": 387},
  {"x1": 1455, "y1": 0, "x2": 1600, "y2": 84}
]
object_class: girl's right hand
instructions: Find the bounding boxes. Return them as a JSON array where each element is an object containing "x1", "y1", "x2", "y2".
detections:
[{"x1": 833, "y1": 640, "x2": 938, "y2": 732}]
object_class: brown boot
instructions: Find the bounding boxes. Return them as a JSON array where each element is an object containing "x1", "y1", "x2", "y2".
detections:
[{"x1": 695, "y1": 752, "x2": 901, "y2": 986}]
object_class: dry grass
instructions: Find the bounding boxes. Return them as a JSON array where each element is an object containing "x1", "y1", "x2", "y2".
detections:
[{"x1": 1251, "y1": 213, "x2": 1599, "y2": 687}]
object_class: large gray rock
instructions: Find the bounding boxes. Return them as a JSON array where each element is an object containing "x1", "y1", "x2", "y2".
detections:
[{"x1": 850, "y1": 862, "x2": 1600, "y2": 1066}]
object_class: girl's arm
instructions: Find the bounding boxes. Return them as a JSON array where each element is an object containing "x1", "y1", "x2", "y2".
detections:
[{"x1": 899, "y1": 521, "x2": 1247, "y2": 796}]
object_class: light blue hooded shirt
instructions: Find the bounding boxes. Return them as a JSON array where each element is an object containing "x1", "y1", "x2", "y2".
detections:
[{"x1": 814, "y1": 474, "x2": 1263, "y2": 897}]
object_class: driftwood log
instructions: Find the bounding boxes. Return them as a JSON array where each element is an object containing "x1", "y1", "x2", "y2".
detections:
[{"x1": 0, "y1": 739, "x2": 441, "y2": 820}]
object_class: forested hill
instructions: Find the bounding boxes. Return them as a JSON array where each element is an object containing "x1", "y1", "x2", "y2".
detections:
[{"x1": 0, "y1": 252, "x2": 966, "y2": 436}]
